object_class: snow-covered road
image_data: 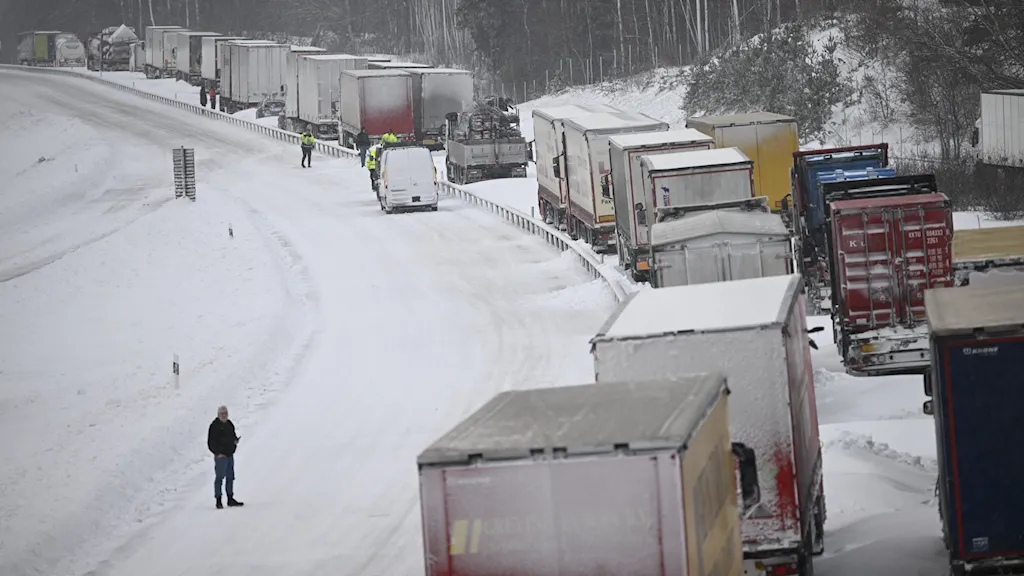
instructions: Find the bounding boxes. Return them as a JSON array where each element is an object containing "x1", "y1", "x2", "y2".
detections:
[{"x1": 0, "y1": 69, "x2": 614, "y2": 576}]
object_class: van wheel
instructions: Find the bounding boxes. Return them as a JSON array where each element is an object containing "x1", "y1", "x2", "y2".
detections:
[{"x1": 430, "y1": 205, "x2": 438, "y2": 212}]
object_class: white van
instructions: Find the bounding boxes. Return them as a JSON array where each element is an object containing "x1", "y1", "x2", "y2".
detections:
[{"x1": 378, "y1": 144, "x2": 439, "y2": 213}]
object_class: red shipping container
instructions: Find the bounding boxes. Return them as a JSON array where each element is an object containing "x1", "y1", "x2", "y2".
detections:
[{"x1": 828, "y1": 192, "x2": 953, "y2": 375}]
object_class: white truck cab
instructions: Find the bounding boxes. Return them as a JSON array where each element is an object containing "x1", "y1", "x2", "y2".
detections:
[{"x1": 379, "y1": 144, "x2": 439, "y2": 213}]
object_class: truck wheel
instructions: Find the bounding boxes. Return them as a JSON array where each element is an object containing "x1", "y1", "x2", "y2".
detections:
[{"x1": 801, "y1": 553, "x2": 815, "y2": 576}]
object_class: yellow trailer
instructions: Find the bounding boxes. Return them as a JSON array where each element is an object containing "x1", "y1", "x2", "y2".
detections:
[
  {"x1": 685, "y1": 112, "x2": 799, "y2": 212},
  {"x1": 952, "y1": 224, "x2": 1024, "y2": 287}
]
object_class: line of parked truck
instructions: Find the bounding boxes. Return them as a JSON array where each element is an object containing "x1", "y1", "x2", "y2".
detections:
[
  {"x1": 128, "y1": 25, "x2": 531, "y2": 184},
  {"x1": 418, "y1": 105, "x2": 1024, "y2": 575},
  {"x1": 532, "y1": 98, "x2": 1024, "y2": 385}
]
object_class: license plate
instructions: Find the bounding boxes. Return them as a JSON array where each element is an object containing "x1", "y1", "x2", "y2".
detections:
[
  {"x1": 412, "y1": 196, "x2": 420, "y2": 202},
  {"x1": 423, "y1": 139, "x2": 436, "y2": 145}
]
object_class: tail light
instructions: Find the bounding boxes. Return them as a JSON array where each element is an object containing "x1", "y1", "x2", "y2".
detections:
[{"x1": 765, "y1": 562, "x2": 799, "y2": 576}]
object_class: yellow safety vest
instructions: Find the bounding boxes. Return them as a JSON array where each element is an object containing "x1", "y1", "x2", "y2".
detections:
[
  {"x1": 366, "y1": 149, "x2": 377, "y2": 170},
  {"x1": 382, "y1": 133, "x2": 398, "y2": 143},
  {"x1": 301, "y1": 134, "x2": 315, "y2": 146}
]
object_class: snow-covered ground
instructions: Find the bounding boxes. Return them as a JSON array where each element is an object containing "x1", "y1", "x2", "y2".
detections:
[
  {"x1": 2, "y1": 62, "x2": 1004, "y2": 576},
  {"x1": 0, "y1": 68, "x2": 614, "y2": 576}
]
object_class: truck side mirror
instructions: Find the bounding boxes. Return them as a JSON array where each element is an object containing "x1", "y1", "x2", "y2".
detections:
[
  {"x1": 600, "y1": 175, "x2": 611, "y2": 198},
  {"x1": 923, "y1": 400, "x2": 934, "y2": 416},
  {"x1": 781, "y1": 194, "x2": 791, "y2": 212},
  {"x1": 551, "y1": 157, "x2": 561, "y2": 179},
  {"x1": 971, "y1": 127, "x2": 979, "y2": 147},
  {"x1": 732, "y1": 443, "x2": 761, "y2": 512}
]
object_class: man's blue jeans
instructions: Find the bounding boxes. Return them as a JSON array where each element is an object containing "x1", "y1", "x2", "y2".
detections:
[
  {"x1": 214, "y1": 455, "x2": 235, "y2": 498},
  {"x1": 359, "y1": 146, "x2": 368, "y2": 167}
]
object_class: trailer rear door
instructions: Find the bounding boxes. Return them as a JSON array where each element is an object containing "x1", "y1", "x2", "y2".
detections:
[
  {"x1": 828, "y1": 193, "x2": 953, "y2": 333},
  {"x1": 940, "y1": 335, "x2": 1024, "y2": 562},
  {"x1": 420, "y1": 454, "x2": 680, "y2": 576}
]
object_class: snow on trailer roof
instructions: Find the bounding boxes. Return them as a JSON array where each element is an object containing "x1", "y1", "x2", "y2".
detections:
[
  {"x1": 593, "y1": 274, "x2": 802, "y2": 341},
  {"x1": 953, "y1": 225, "x2": 1024, "y2": 264},
  {"x1": 925, "y1": 284, "x2": 1024, "y2": 336},
  {"x1": 642, "y1": 147, "x2": 751, "y2": 172},
  {"x1": 609, "y1": 128, "x2": 713, "y2": 149},
  {"x1": 532, "y1": 103, "x2": 620, "y2": 121},
  {"x1": 290, "y1": 46, "x2": 327, "y2": 52},
  {"x1": 686, "y1": 111, "x2": 796, "y2": 127},
  {"x1": 650, "y1": 209, "x2": 789, "y2": 247},
  {"x1": 372, "y1": 61, "x2": 432, "y2": 68},
  {"x1": 405, "y1": 67, "x2": 471, "y2": 75},
  {"x1": 417, "y1": 374, "x2": 727, "y2": 466},
  {"x1": 984, "y1": 89, "x2": 1024, "y2": 96},
  {"x1": 342, "y1": 68, "x2": 411, "y2": 77},
  {"x1": 829, "y1": 192, "x2": 947, "y2": 211},
  {"x1": 303, "y1": 53, "x2": 360, "y2": 60},
  {"x1": 563, "y1": 111, "x2": 667, "y2": 133}
]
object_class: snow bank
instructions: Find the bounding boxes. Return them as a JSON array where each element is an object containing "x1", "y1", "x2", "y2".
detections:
[
  {"x1": 0, "y1": 191, "x2": 311, "y2": 576},
  {"x1": 73, "y1": 69, "x2": 203, "y2": 103},
  {"x1": 231, "y1": 107, "x2": 282, "y2": 129}
]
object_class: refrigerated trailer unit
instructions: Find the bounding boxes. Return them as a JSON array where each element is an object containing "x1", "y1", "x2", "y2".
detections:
[
  {"x1": 418, "y1": 375, "x2": 745, "y2": 576},
  {"x1": 161, "y1": 29, "x2": 189, "y2": 77},
  {"x1": 175, "y1": 31, "x2": 219, "y2": 85},
  {"x1": 279, "y1": 46, "x2": 329, "y2": 131},
  {"x1": 338, "y1": 69, "x2": 415, "y2": 145},
  {"x1": 607, "y1": 128, "x2": 715, "y2": 279},
  {"x1": 686, "y1": 112, "x2": 799, "y2": 212},
  {"x1": 824, "y1": 175, "x2": 953, "y2": 376},
  {"x1": 648, "y1": 209, "x2": 792, "y2": 289},
  {"x1": 533, "y1": 103, "x2": 621, "y2": 231},
  {"x1": 560, "y1": 112, "x2": 668, "y2": 253},
  {"x1": 951, "y1": 225, "x2": 1024, "y2": 288},
  {"x1": 222, "y1": 41, "x2": 288, "y2": 114},
  {"x1": 200, "y1": 36, "x2": 247, "y2": 89},
  {"x1": 924, "y1": 284, "x2": 1024, "y2": 576},
  {"x1": 591, "y1": 273, "x2": 825, "y2": 576},
  {"x1": 639, "y1": 147, "x2": 756, "y2": 227},
  {"x1": 295, "y1": 54, "x2": 368, "y2": 139},
  {"x1": 143, "y1": 26, "x2": 182, "y2": 78},
  {"x1": 406, "y1": 68, "x2": 474, "y2": 149}
]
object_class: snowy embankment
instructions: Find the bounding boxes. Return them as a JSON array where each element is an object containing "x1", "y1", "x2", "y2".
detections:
[
  {"x1": 0, "y1": 72, "x2": 312, "y2": 575},
  {"x1": 69, "y1": 69, "x2": 281, "y2": 128}
]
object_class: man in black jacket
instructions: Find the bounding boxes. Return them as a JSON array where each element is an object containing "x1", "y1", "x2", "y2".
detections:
[
  {"x1": 208, "y1": 405, "x2": 244, "y2": 509},
  {"x1": 355, "y1": 128, "x2": 371, "y2": 167}
]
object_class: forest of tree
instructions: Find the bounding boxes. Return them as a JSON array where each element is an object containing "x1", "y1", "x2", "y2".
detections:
[{"x1": 2, "y1": 0, "x2": 839, "y2": 95}]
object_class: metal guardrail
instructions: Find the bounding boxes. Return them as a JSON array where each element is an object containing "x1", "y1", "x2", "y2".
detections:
[{"x1": 0, "y1": 64, "x2": 626, "y2": 302}]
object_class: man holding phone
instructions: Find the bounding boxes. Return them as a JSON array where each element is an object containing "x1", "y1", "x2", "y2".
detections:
[{"x1": 207, "y1": 405, "x2": 244, "y2": 509}]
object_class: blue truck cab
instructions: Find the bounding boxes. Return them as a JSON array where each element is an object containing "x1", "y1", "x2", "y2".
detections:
[
  {"x1": 787, "y1": 144, "x2": 891, "y2": 312},
  {"x1": 924, "y1": 284, "x2": 1024, "y2": 575}
]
